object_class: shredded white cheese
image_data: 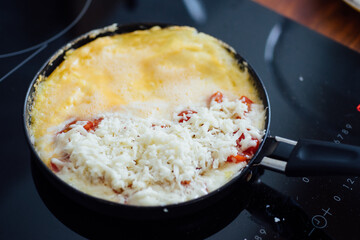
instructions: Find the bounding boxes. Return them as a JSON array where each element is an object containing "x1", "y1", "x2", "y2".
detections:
[{"x1": 51, "y1": 97, "x2": 265, "y2": 206}]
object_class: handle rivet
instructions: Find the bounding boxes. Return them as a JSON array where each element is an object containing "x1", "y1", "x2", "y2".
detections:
[{"x1": 246, "y1": 171, "x2": 253, "y2": 182}]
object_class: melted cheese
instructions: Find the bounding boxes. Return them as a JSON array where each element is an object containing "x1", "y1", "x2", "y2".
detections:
[{"x1": 52, "y1": 98, "x2": 265, "y2": 205}]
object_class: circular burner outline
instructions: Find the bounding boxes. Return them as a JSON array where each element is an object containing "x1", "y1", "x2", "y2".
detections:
[
  {"x1": 264, "y1": 19, "x2": 339, "y2": 132},
  {"x1": 0, "y1": 0, "x2": 91, "y2": 58}
]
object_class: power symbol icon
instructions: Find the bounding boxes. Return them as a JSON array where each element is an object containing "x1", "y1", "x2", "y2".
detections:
[{"x1": 311, "y1": 215, "x2": 327, "y2": 229}]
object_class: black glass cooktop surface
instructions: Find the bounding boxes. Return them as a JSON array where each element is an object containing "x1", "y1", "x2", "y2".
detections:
[{"x1": 1, "y1": 0, "x2": 360, "y2": 239}]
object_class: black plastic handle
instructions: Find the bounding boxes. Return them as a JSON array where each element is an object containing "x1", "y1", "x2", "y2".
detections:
[
  {"x1": 286, "y1": 139, "x2": 360, "y2": 176},
  {"x1": 261, "y1": 137, "x2": 360, "y2": 176}
]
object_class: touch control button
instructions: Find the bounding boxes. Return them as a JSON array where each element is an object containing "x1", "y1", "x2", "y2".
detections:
[{"x1": 311, "y1": 215, "x2": 327, "y2": 229}]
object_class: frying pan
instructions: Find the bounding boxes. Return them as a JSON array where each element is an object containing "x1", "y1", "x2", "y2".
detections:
[{"x1": 23, "y1": 23, "x2": 360, "y2": 238}]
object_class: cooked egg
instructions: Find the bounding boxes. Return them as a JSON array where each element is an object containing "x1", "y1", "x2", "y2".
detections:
[{"x1": 30, "y1": 25, "x2": 265, "y2": 206}]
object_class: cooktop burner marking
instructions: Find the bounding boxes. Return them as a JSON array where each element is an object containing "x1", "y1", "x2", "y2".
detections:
[
  {"x1": 311, "y1": 214, "x2": 328, "y2": 229},
  {"x1": 0, "y1": 0, "x2": 91, "y2": 83},
  {"x1": 310, "y1": 207, "x2": 333, "y2": 230},
  {"x1": 264, "y1": 22, "x2": 283, "y2": 62},
  {"x1": 182, "y1": 0, "x2": 207, "y2": 24},
  {"x1": 357, "y1": 104, "x2": 360, "y2": 112},
  {"x1": 333, "y1": 123, "x2": 352, "y2": 144},
  {"x1": 343, "y1": 177, "x2": 358, "y2": 191},
  {"x1": 0, "y1": 0, "x2": 91, "y2": 59},
  {"x1": 0, "y1": 44, "x2": 47, "y2": 83},
  {"x1": 333, "y1": 195, "x2": 341, "y2": 201},
  {"x1": 302, "y1": 177, "x2": 310, "y2": 183}
]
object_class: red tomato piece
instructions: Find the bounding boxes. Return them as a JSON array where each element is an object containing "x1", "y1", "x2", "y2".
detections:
[
  {"x1": 83, "y1": 121, "x2": 94, "y2": 132},
  {"x1": 236, "y1": 133, "x2": 245, "y2": 147},
  {"x1": 58, "y1": 118, "x2": 103, "y2": 134},
  {"x1": 83, "y1": 117, "x2": 104, "y2": 132},
  {"x1": 226, "y1": 155, "x2": 248, "y2": 163},
  {"x1": 235, "y1": 133, "x2": 260, "y2": 158},
  {"x1": 210, "y1": 91, "x2": 223, "y2": 103},
  {"x1": 240, "y1": 96, "x2": 254, "y2": 112},
  {"x1": 58, "y1": 120, "x2": 77, "y2": 134},
  {"x1": 178, "y1": 110, "x2": 197, "y2": 123},
  {"x1": 181, "y1": 180, "x2": 191, "y2": 185},
  {"x1": 243, "y1": 138, "x2": 260, "y2": 156},
  {"x1": 50, "y1": 162, "x2": 61, "y2": 172},
  {"x1": 240, "y1": 96, "x2": 253, "y2": 105}
]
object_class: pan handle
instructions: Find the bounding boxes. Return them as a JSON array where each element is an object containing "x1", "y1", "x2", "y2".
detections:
[{"x1": 259, "y1": 136, "x2": 360, "y2": 176}]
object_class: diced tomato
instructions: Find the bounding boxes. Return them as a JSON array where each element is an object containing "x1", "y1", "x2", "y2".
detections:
[
  {"x1": 240, "y1": 96, "x2": 253, "y2": 112},
  {"x1": 83, "y1": 121, "x2": 93, "y2": 132},
  {"x1": 178, "y1": 110, "x2": 197, "y2": 123},
  {"x1": 236, "y1": 133, "x2": 245, "y2": 147},
  {"x1": 83, "y1": 117, "x2": 104, "y2": 132},
  {"x1": 235, "y1": 133, "x2": 260, "y2": 158},
  {"x1": 50, "y1": 162, "x2": 61, "y2": 172},
  {"x1": 58, "y1": 120, "x2": 77, "y2": 134},
  {"x1": 59, "y1": 118, "x2": 104, "y2": 134},
  {"x1": 210, "y1": 91, "x2": 223, "y2": 103},
  {"x1": 243, "y1": 138, "x2": 260, "y2": 156},
  {"x1": 240, "y1": 96, "x2": 253, "y2": 105},
  {"x1": 181, "y1": 180, "x2": 191, "y2": 185},
  {"x1": 226, "y1": 155, "x2": 248, "y2": 163}
]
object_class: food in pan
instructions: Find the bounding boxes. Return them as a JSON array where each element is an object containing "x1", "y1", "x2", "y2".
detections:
[{"x1": 29, "y1": 26, "x2": 266, "y2": 206}]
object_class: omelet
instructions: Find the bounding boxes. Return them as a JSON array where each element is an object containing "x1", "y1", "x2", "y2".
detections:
[{"x1": 29, "y1": 25, "x2": 265, "y2": 205}]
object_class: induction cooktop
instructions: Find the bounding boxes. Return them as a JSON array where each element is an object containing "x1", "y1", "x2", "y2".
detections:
[{"x1": 1, "y1": 0, "x2": 359, "y2": 239}]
